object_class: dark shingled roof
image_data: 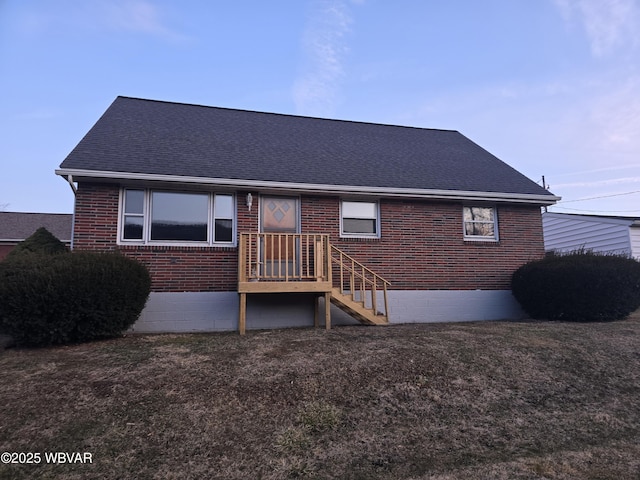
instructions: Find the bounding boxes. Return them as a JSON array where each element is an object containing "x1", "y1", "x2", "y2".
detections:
[
  {"x1": 0, "y1": 212, "x2": 72, "y2": 242},
  {"x1": 59, "y1": 96, "x2": 555, "y2": 199}
]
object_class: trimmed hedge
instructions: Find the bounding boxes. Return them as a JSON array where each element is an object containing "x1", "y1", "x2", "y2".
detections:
[
  {"x1": 511, "y1": 251, "x2": 640, "y2": 322},
  {"x1": 0, "y1": 252, "x2": 151, "y2": 346}
]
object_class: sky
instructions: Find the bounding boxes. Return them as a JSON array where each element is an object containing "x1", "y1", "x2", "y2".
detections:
[{"x1": 1, "y1": 0, "x2": 639, "y2": 216}]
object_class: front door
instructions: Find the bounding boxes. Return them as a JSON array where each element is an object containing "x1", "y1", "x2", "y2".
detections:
[{"x1": 260, "y1": 196, "x2": 299, "y2": 277}]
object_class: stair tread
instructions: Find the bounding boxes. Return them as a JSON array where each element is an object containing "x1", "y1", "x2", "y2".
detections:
[{"x1": 329, "y1": 288, "x2": 388, "y2": 325}]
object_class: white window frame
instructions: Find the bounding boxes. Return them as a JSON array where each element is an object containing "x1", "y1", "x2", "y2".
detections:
[
  {"x1": 149, "y1": 190, "x2": 210, "y2": 244},
  {"x1": 340, "y1": 200, "x2": 380, "y2": 238},
  {"x1": 212, "y1": 193, "x2": 235, "y2": 243},
  {"x1": 118, "y1": 188, "x2": 237, "y2": 246},
  {"x1": 122, "y1": 189, "x2": 145, "y2": 241},
  {"x1": 463, "y1": 205, "x2": 499, "y2": 242}
]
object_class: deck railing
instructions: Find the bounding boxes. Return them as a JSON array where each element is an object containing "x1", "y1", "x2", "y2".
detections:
[
  {"x1": 330, "y1": 245, "x2": 390, "y2": 317},
  {"x1": 238, "y1": 232, "x2": 390, "y2": 320},
  {"x1": 238, "y1": 233, "x2": 331, "y2": 283}
]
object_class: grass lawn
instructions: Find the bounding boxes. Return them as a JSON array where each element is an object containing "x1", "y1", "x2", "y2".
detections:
[{"x1": 1, "y1": 314, "x2": 639, "y2": 479}]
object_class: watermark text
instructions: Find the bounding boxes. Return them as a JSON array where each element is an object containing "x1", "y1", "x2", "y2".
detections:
[{"x1": 1, "y1": 452, "x2": 93, "y2": 464}]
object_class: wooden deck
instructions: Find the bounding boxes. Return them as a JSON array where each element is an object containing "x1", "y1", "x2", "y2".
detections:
[{"x1": 237, "y1": 233, "x2": 390, "y2": 334}]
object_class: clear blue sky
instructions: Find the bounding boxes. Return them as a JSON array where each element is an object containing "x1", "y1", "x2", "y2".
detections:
[{"x1": 1, "y1": 0, "x2": 639, "y2": 215}]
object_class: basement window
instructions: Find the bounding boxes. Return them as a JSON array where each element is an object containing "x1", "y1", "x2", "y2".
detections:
[{"x1": 463, "y1": 206, "x2": 498, "y2": 241}]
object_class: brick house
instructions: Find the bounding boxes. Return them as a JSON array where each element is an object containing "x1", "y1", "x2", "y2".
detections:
[{"x1": 56, "y1": 96, "x2": 558, "y2": 333}]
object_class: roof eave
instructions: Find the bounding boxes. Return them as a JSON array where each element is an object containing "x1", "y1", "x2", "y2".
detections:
[{"x1": 56, "y1": 168, "x2": 561, "y2": 206}]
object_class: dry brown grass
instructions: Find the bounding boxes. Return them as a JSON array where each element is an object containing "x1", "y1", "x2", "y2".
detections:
[{"x1": 1, "y1": 313, "x2": 640, "y2": 479}]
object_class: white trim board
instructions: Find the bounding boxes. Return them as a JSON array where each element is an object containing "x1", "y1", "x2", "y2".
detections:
[{"x1": 57, "y1": 168, "x2": 560, "y2": 205}]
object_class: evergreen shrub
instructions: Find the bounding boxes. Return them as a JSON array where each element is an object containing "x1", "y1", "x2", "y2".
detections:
[
  {"x1": 7, "y1": 227, "x2": 67, "y2": 257},
  {"x1": 511, "y1": 250, "x2": 640, "y2": 322},
  {"x1": 0, "y1": 251, "x2": 151, "y2": 346}
]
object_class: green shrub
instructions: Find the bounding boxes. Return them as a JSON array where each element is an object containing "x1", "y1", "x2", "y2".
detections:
[
  {"x1": 7, "y1": 227, "x2": 68, "y2": 258},
  {"x1": 0, "y1": 252, "x2": 151, "y2": 346},
  {"x1": 511, "y1": 250, "x2": 640, "y2": 321}
]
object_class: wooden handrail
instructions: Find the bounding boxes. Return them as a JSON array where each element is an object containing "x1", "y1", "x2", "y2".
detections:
[
  {"x1": 330, "y1": 245, "x2": 390, "y2": 316},
  {"x1": 239, "y1": 233, "x2": 330, "y2": 283},
  {"x1": 329, "y1": 245, "x2": 390, "y2": 286}
]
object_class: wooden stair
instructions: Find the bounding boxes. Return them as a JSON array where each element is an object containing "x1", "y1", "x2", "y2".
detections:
[
  {"x1": 237, "y1": 233, "x2": 390, "y2": 334},
  {"x1": 330, "y1": 287, "x2": 389, "y2": 325},
  {"x1": 329, "y1": 245, "x2": 390, "y2": 326}
]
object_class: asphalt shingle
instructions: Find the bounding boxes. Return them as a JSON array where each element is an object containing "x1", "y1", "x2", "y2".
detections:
[
  {"x1": 59, "y1": 96, "x2": 554, "y2": 198},
  {"x1": 0, "y1": 212, "x2": 72, "y2": 242}
]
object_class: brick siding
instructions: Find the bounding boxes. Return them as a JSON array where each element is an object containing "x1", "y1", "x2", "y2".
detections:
[
  {"x1": 302, "y1": 196, "x2": 544, "y2": 290},
  {"x1": 73, "y1": 183, "x2": 544, "y2": 292}
]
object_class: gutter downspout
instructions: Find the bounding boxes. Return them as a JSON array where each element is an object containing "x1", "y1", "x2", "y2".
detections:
[
  {"x1": 65, "y1": 175, "x2": 77, "y2": 251},
  {"x1": 65, "y1": 175, "x2": 77, "y2": 195}
]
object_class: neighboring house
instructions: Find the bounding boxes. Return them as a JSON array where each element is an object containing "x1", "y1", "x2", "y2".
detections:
[
  {"x1": 56, "y1": 96, "x2": 559, "y2": 333},
  {"x1": 0, "y1": 212, "x2": 72, "y2": 260},
  {"x1": 543, "y1": 212, "x2": 640, "y2": 259}
]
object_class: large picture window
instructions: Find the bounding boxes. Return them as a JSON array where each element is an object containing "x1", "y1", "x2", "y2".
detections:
[
  {"x1": 151, "y1": 192, "x2": 209, "y2": 241},
  {"x1": 463, "y1": 206, "x2": 498, "y2": 241},
  {"x1": 341, "y1": 200, "x2": 379, "y2": 238},
  {"x1": 120, "y1": 189, "x2": 236, "y2": 245}
]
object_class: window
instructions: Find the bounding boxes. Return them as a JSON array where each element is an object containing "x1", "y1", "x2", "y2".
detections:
[
  {"x1": 463, "y1": 206, "x2": 498, "y2": 241},
  {"x1": 341, "y1": 200, "x2": 379, "y2": 237},
  {"x1": 151, "y1": 192, "x2": 208, "y2": 241},
  {"x1": 123, "y1": 189, "x2": 144, "y2": 240},
  {"x1": 120, "y1": 189, "x2": 235, "y2": 245},
  {"x1": 213, "y1": 194, "x2": 234, "y2": 242}
]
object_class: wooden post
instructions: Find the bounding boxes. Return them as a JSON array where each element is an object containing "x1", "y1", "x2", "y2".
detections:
[
  {"x1": 314, "y1": 296, "x2": 320, "y2": 328},
  {"x1": 238, "y1": 234, "x2": 246, "y2": 283},
  {"x1": 383, "y1": 282, "x2": 389, "y2": 321},
  {"x1": 325, "y1": 291, "x2": 331, "y2": 330},
  {"x1": 326, "y1": 237, "x2": 332, "y2": 284},
  {"x1": 315, "y1": 237, "x2": 324, "y2": 280},
  {"x1": 372, "y1": 277, "x2": 377, "y2": 314},
  {"x1": 239, "y1": 293, "x2": 247, "y2": 335}
]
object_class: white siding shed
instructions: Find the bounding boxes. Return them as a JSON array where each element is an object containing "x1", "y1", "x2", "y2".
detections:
[{"x1": 542, "y1": 212, "x2": 640, "y2": 259}]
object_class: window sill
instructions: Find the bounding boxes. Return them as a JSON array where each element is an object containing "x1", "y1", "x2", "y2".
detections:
[
  {"x1": 463, "y1": 237, "x2": 499, "y2": 243},
  {"x1": 339, "y1": 235, "x2": 381, "y2": 241},
  {"x1": 117, "y1": 241, "x2": 237, "y2": 249}
]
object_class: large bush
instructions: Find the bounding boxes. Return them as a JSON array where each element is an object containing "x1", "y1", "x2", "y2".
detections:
[
  {"x1": 0, "y1": 252, "x2": 151, "y2": 346},
  {"x1": 511, "y1": 250, "x2": 640, "y2": 322}
]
